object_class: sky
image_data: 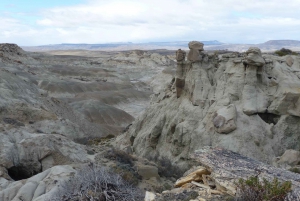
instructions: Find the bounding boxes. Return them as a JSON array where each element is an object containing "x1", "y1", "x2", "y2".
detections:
[{"x1": 1, "y1": 0, "x2": 300, "y2": 46}]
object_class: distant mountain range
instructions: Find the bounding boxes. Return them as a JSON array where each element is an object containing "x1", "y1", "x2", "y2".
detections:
[{"x1": 22, "y1": 40, "x2": 300, "y2": 52}]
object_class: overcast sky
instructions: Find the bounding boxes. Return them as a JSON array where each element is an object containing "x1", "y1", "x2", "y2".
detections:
[{"x1": 1, "y1": 0, "x2": 300, "y2": 46}]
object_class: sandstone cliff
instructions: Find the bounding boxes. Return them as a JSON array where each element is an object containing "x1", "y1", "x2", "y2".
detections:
[{"x1": 116, "y1": 42, "x2": 300, "y2": 171}]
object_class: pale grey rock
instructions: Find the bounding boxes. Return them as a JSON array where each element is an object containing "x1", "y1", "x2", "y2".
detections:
[
  {"x1": 0, "y1": 128, "x2": 89, "y2": 178},
  {"x1": 11, "y1": 182, "x2": 38, "y2": 201},
  {"x1": 242, "y1": 85, "x2": 269, "y2": 115},
  {"x1": 278, "y1": 149, "x2": 300, "y2": 166},
  {"x1": 0, "y1": 165, "x2": 77, "y2": 201},
  {"x1": 41, "y1": 156, "x2": 55, "y2": 172},
  {"x1": 243, "y1": 47, "x2": 265, "y2": 67},
  {"x1": 32, "y1": 181, "x2": 46, "y2": 200},
  {"x1": 213, "y1": 104, "x2": 237, "y2": 134},
  {"x1": 286, "y1": 56, "x2": 294, "y2": 67},
  {"x1": 145, "y1": 191, "x2": 156, "y2": 201}
]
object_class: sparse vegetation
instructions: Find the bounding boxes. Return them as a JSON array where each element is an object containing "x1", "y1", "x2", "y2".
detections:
[
  {"x1": 111, "y1": 164, "x2": 141, "y2": 186},
  {"x1": 289, "y1": 167, "x2": 300, "y2": 174},
  {"x1": 235, "y1": 176, "x2": 292, "y2": 201},
  {"x1": 156, "y1": 190, "x2": 199, "y2": 201},
  {"x1": 104, "y1": 148, "x2": 135, "y2": 166},
  {"x1": 275, "y1": 48, "x2": 298, "y2": 56},
  {"x1": 104, "y1": 148, "x2": 141, "y2": 185},
  {"x1": 46, "y1": 163, "x2": 143, "y2": 201},
  {"x1": 148, "y1": 154, "x2": 185, "y2": 178}
]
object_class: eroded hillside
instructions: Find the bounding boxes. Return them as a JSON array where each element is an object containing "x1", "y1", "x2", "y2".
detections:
[
  {"x1": 0, "y1": 44, "x2": 175, "y2": 201},
  {"x1": 116, "y1": 42, "x2": 300, "y2": 172}
]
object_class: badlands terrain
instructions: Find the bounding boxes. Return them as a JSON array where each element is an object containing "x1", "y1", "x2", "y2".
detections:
[{"x1": 0, "y1": 42, "x2": 300, "y2": 200}]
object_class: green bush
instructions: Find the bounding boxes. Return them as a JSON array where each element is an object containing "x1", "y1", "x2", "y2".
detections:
[
  {"x1": 235, "y1": 176, "x2": 292, "y2": 201},
  {"x1": 275, "y1": 48, "x2": 298, "y2": 56}
]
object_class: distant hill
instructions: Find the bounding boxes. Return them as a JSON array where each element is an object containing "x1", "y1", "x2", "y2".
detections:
[
  {"x1": 22, "y1": 40, "x2": 300, "y2": 52},
  {"x1": 261, "y1": 40, "x2": 300, "y2": 46},
  {"x1": 22, "y1": 41, "x2": 223, "y2": 52}
]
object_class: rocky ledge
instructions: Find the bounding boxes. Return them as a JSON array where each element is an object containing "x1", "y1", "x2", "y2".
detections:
[{"x1": 146, "y1": 147, "x2": 300, "y2": 201}]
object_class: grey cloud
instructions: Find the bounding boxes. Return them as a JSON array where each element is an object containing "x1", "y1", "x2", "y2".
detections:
[{"x1": 1, "y1": 0, "x2": 300, "y2": 45}]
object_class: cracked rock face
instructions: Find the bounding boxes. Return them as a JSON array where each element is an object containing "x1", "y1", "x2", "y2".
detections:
[{"x1": 116, "y1": 43, "x2": 300, "y2": 171}]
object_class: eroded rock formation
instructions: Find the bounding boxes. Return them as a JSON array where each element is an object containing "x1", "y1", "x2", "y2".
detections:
[{"x1": 116, "y1": 41, "x2": 300, "y2": 172}]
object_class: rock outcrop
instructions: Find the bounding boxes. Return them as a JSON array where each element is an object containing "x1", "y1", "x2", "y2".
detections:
[
  {"x1": 148, "y1": 148, "x2": 300, "y2": 200},
  {"x1": 0, "y1": 165, "x2": 78, "y2": 201},
  {"x1": 116, "y1": 41, "x2": 300, "y2": 172}
]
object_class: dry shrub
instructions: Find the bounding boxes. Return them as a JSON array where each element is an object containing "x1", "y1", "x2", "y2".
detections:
[
  {"x1": 46, "y1": 163, "x2": 143, "y2": 201},
  {"x1": 156, "y1": 190, "x2": 199, "y2": 201},
  {"x1": 104, "y1": 148, "x2": 135, "y2": 166},
  {"x1": 104, "y1": 148, "x2": 141, "y2": 186},
  {"x1": 148, "y1": 154, "x2": 185, "y2": 178}
]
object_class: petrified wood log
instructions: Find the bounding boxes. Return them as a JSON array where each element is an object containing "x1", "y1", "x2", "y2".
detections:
[{"x1": 191, "y1": 147, "x2": 300, "y2": 196}]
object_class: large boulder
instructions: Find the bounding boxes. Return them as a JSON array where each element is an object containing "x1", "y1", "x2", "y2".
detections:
[
  {"x1": 187, "y1": 41, "x2": 204, "y2": 62},
  {"x1": 243, "y1": 47, "x2": 265, "y2": 67},
  {"x1": 188, "y1": 41, "x2": 204, "y2": 51},
  {"x1": 213, "y1": 104, "x2": 237, "y2": 134},
  {"x1": 278, "y1": 149, "x2": 300, "y2": 166},
  {"x1": 286, "y1": 56, "x2": 294, "y2": 67}
]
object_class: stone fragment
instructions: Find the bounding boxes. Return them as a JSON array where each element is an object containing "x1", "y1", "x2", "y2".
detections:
[
  {"x1": 144, "y1": 191, "x2": 156, "y2": 201},
  {"x1": 286, "y1": 56, "x2": 294, "y2": 67},
  {"x1": 278, "y1": 149, "x2": 300, "y2": 166},
  {"x1": 175, "y1": 167, "x2": 210, "y2": 187},
  {"x1": 191, "y1": 181, "x2": 210, "y2": 189},
  {"x1": 268, "y1": 91, "x2": 300, "y2": 116},
  {"x1": 176, "y1": 49, "x2": 186, "y2": 62},
  {"x1": 213, "y1": 104, "x2": 237, "y2": 134},
  {"x1": 202, "y1": 174, "x2": 215, "y2": 188}
]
